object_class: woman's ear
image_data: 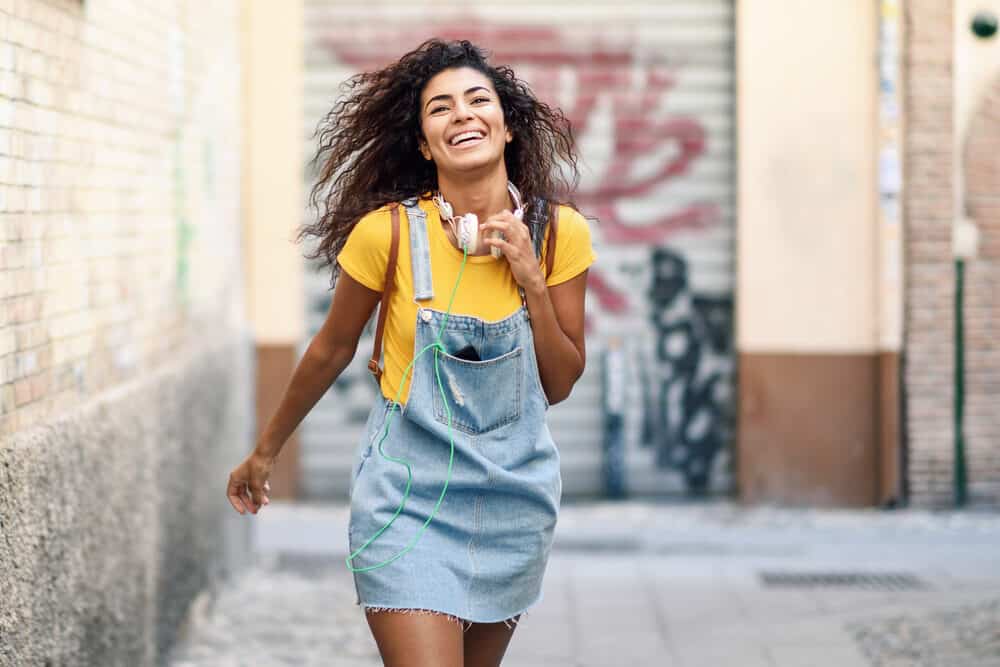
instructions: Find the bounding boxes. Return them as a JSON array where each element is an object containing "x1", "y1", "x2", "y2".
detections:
[
  {"x1": 419, "y1": 140, "x2": 432, "y2": 161},
  {"x1": 505, "y1": 130, "x2": 513, "y2": 143}
]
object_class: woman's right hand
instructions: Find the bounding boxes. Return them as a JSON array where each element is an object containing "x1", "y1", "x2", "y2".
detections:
[
  {"x1": 226, "y1": 451, "x2": 274, "y2": 515},
  {"x1": 222, "y1": 272, "x2": 381, "y2": 516}
]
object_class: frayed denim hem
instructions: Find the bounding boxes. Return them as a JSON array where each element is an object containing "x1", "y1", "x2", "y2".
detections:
[{"x1": 361, "y1": 605, "x2": 527, "y2": 633}]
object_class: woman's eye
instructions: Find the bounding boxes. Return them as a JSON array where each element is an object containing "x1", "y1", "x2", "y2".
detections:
[
  {"x1": 431, "y1": 106, "x2": 448, "y2": 114},
  {"x1": 473, "y1": 96, "x2": 490, "y2": 104}
]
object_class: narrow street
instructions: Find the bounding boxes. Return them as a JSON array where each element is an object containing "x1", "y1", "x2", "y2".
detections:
[{"x1": 168, "y1": 501, "x2": 1000, "y2": 666}]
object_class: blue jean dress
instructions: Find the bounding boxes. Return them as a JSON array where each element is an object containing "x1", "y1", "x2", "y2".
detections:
[{"x1": 347, "y1": 199, "x2": 562, "y2": 627}]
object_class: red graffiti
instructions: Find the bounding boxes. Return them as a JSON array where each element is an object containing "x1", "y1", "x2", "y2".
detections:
[
  {"x1": 320, "y1": 22, "x2": 717, "y2": 235},
  {"x1": 587, "y1": 271, "x2": 630, "y2": 314},
  {"x1": 319, "y1": 20, "x2": 721, "y2": 320}
]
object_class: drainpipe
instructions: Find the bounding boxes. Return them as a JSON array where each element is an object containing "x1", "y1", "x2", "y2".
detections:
[
  {"x1": 952, "y1": 217, "x2": 978, "y2": 507},
  {"x1": 601, "y1": 338, "x2": 627, "y2": 499},
  {"x1": 950, "y1": 10, "x2": 996, "y2": 507}
]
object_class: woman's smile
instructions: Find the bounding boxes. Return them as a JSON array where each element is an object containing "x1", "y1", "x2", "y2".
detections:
[{"x1": 447, "y1": 129, "x2": 487, "y2": 149}]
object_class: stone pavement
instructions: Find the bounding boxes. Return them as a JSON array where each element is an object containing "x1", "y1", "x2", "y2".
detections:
[{"x1": 167, "y1": 500, "x2": 1000, "y2": 666}]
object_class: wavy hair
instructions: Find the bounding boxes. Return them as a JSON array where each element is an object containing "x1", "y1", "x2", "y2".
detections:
[{"x1": 299, "y1": 38, "x2": 580, "y2": 281}]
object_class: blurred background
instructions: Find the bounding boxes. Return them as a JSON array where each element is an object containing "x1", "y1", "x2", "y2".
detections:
[{"x1": 1, "y1": 1, "x2": 999, "y2": 665}]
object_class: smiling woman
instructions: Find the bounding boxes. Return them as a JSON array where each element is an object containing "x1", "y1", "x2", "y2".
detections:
[{"x1": 226, "y1": 39, "x2": 596, "y2": 667}]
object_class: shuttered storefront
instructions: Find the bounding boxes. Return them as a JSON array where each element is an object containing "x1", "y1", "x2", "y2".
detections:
[{"x1": 300, "y1": 1, "x2": 736, "y2": 498}]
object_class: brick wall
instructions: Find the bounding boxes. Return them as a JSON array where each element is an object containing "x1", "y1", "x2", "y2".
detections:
[
  {"x1": 0, "y1": 1, "x2": 252, "y2": 663},
  {"x1": 963, "y1": 74, "x2": 1000, "y2": 504},
  {"x1": 902, "y1": 0, "x2": 956, "y2": 507},
  {"x1": 0, "y1": 0, "x2": 245, "y2": 438}
]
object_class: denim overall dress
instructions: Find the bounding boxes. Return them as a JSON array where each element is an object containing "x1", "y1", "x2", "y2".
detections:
[{"x1": 347, "y1": 198, "x2": 562, "y2": 625}]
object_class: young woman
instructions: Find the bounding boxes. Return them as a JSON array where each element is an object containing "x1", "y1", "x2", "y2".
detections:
[{"x1": 226, "y1": 39, "x2": 596, "y2": 666}]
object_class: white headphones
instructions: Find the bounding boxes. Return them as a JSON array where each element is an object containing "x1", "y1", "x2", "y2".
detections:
[{"x1": 433, "y1": 182, "x2": 524, "y2": 258}]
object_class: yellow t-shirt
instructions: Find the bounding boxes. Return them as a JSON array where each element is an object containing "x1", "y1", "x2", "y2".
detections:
[{"x1": 337, "y1": 196, "x2": 597, "y2": 404}]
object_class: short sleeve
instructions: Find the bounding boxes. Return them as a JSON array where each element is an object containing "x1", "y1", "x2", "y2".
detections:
[
  {"x1": 545, "y1": 206, "x2": 598, "y2": 287},
  {"x1": 336, "y1": 207, "x2": 392, "y2": 292}
]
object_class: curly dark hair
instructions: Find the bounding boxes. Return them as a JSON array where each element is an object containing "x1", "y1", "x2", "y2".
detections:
[{"x1": 299, "y1": 38, "x2": 580, "y2": 281}]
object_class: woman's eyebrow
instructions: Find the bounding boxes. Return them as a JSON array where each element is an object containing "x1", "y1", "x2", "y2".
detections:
[{"x1": 424, "y1": 86, "x2": 492, "y2": 110}]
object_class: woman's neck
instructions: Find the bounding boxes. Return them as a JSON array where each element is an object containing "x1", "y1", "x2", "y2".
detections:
[{"x1": 436, "y1": 169, "x2": 513, "y2": 223}]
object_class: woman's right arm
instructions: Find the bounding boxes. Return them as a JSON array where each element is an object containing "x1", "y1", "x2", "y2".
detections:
[
  {"x1": 253, "y1": 271, "x2": 381, "y2": 461},
  {"x1": 229, "y1": 214, "x2": 390, "y2": 515}
]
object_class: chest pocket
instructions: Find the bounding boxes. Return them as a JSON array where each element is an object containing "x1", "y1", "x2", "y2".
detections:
[{"x1": 432, "y1": 346, "x2": 523, "y2": 435}]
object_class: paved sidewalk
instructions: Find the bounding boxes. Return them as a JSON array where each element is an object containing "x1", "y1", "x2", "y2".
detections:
[{"x1": 168, "y1": 500, "x2": 1000, "y2": 666}]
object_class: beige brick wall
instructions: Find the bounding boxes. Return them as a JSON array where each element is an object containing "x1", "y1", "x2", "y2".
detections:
[
  {"x1": 0, "y1": 0, "x2": 244, "y2": 438},
  {"x1": 902, "y1": 0, "x2": 956, "y2": 507},
  {"x1": 963, "y1": 75, "x2": 1000, "y2": 504}
]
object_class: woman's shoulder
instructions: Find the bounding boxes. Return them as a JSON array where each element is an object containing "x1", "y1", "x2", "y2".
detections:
[
  {"x1": 357, "y1": 196, "x2": 432, "y2": 228},
  {"x1": 545, "y1": 203, "x2": 597, "y2": 286},
  {"x1": 339, "y1": 205, "x2": 397, "y2": 267},
  {"x1": 553, "y1": 203, "x2": 588, "y2": 228},
  {"x1": 348, "y1": 203, "x2": 399, "y2": 246},
  {"x1": 357, "y1": 203, "x2": 395, "y2": 226},
  {"x1": 552, "y1": 203, "x2": 593, "y2": 248}
]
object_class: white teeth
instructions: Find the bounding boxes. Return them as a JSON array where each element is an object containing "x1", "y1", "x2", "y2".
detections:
[{"x1": 450, "y1": 131, "x2": 484, "y2": 146}]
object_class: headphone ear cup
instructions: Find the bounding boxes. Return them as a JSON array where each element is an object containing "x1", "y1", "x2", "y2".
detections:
[{"x1": 458, "y1": 214, "x2": 478, "y2": 253}]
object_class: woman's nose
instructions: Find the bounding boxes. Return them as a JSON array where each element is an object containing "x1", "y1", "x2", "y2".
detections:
[{"x1": 452, "y1": 100, "x2": 475, "y2": 120}]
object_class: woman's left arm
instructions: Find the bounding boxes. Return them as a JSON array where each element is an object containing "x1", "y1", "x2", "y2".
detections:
[
  {"x1": 482, "y1": 211, "x2": 588, "y2": 405},
  {"x1": 522, "y1": 271, "x2": 588, "y2": 404}
]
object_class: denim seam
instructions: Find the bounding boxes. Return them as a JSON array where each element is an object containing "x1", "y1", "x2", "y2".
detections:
[
  {"x1": 526, "y1": 342, "x2": 549, "y2": 410},
  {"x1": 467, "y1": 491, "x2": 482, "y2": 620},
  {"x1": 419, "y1": 307, "x2": 528, "y2": 335}
]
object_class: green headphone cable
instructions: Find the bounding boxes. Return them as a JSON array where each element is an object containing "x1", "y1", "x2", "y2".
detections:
[{"x1": 346, "y1": 245, "x2": 469, "y2": 572}]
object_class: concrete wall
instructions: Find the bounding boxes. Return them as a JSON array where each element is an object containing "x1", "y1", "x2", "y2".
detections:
[
  {"x1": 736, "y1": 0, "x2": 882, "y2": 505},
  {"x1": 0, "y1": 342, "x2": 252, "y2": 665},
  {"x1": 0, "y1": 1, "x2": 252, "y2": 664}
]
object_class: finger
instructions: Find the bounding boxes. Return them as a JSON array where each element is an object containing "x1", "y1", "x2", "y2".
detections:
[
  {"x1": 481, "y1": 209, "x2": 521, "y2": 225},
  {"x1": 478, "y1": 221, "x2": 509, "y2": 236},
  {"x1": 229, "y1": 496, "x2": 250, "y2": 514},
  {"x1": 229, "y1": 490, "x2": 250, "y2": 514},
  {"x1": 483, "y1": 236, "x2": 520, "y2": 258},
  {"x1": 227, "y1": 492, "x2": 247, "y2": 514},
  {"x1": 240, "y1": 485, "x2": 258, "y2": 513},
  {"x1": 481, "y1": 221, "x2": 530, "y2": 245},
  {"x1": 249, "y1": 483, "x2": 268, "y2": 511},
  {"x1": 479, "y1": 215, "x2": 520, "y2": 232},
  {"x1": 256, "y1": 487, "x2": 270, "y2": 507},
  {"x1": 227, "y1": 478, "x2": 248, "y2": 514}
]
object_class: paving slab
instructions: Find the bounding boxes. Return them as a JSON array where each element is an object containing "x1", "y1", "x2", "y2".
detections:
[{"x1": 167, "y1": 499, "x2": 1000, "y2": 666}]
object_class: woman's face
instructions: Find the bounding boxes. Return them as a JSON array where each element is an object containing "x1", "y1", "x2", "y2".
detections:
[{"x1": 418, "y1": 67, "x2": 512, "y2": 176}]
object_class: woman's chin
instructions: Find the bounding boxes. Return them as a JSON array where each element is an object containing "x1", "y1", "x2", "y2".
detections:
[{"x1": 441, "y1": 153, "x2": 504, "y2": 176}]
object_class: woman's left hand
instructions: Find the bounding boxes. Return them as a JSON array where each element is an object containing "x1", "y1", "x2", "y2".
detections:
[{"x1": 480, "y1": 211, "x2": 545, "y2": 293}]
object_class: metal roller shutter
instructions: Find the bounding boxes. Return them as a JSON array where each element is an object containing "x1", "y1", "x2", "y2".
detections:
[{"x1": 300, "y1": 0, "x2": 736, "y2": 499}]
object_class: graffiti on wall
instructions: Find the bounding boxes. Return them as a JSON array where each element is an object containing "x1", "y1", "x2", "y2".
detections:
[
  {"x1": 647, "y1": 249, "x2": 733, "y2": 491},
  {"x1": 314, "y1": 19, "x2": 734, "y2": 491}
]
